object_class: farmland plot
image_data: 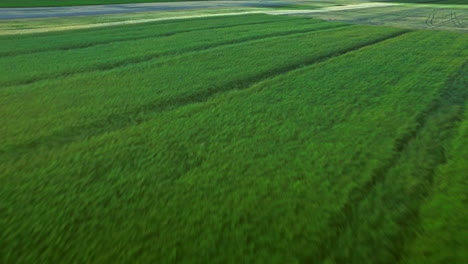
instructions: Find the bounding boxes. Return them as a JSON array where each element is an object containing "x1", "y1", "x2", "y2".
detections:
[
  {"x1": 0, "y1": 14, "x2": 467, "y2": 264},
  {"x1": 308, "y1": 4, "x2": 468, "y2": 32}
]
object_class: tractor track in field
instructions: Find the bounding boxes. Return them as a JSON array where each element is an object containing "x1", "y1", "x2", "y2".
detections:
[
  {"x1": 0, "y1": 30, "x2": 409, "y2": 160},
  {"x1": 303, "y1": 4, "x2": 468, "y2": 32},
  {"x1": 343, "y1": 7, "x2": 426, "y2": 26},
  {"x1": 310, "y1": 61, "x2": 468, "y2": 264},
  {"x1": 0, "y1": 18, "x2": 307, "y2": 57},
  {"x1": 327, "y1": 7, "x2": 425, "y2": 27},
  {"x1": 0, "y1": 24, "x2": 349, "y2": 88},
  {"x1": 425, "y1": 9, "x2": 436, "y2": 26},
  {"x1": 429, "y1": 10, "x2": 466, "y2": 29},
  {"x1": 451, "y1": 11, "x2": 465, "y2": 28}
]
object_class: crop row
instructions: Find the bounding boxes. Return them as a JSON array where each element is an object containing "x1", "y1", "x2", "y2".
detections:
[
  {"x1": 0, "y1": 19, "x2": 346, "y2": 87},
  {"x1": 0, "y1": 25, "x2": 406, "y2": 153},
  {"x1": 0, "y1": 14, "x2": 298, "y2": 56}
]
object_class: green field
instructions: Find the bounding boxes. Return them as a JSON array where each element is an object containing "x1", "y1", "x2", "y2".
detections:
[
  {"x1": 1, "y1": 14, "x2": 467, "y2": 264},
  {"x1": 0, "y1": 0, "x2": 205, "y2": 8}
]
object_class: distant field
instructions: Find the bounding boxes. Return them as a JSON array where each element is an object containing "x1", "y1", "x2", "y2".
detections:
[
  {"x1": 384, "y1": 0, "x2": 468, "y2": 4},
  {"x1": 430, "y1": 0, "x2": 468, "y2": 3},
  {"x1": 1, "y1": 14, "x2": 467, "y2": 264},
  {"x1": 0, "y1": 0, "x2": 203, "y2": 8},
  {"x1": 311, "y1": 3, "x2": 468, "y2": 32}
]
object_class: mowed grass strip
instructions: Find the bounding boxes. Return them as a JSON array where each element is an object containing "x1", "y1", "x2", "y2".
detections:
[
  {"x1": 0, "y1": 19, "x2": 346, "y2": 87},
  {"x1": 1, "y1": 29, "x2": 466, "y2": 264},
  {"x1": 0, "y1": 14, "x2": 296, "y2": 57},
  {"x1": 0, "y1": 25, "x2": 407, "y2": 153}
]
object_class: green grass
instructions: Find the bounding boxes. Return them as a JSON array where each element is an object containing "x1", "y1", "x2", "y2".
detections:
[
  {"x1": 1, "y1": 14, "x2": 467, "y2": 264},
  {"x1": 0, "y1": 0, "x2": 208, "y2": 8}
]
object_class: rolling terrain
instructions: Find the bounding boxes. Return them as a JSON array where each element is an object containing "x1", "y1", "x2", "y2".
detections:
[{"x1": 0, "y1": 7, "x2": 467, "y2": 264}]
